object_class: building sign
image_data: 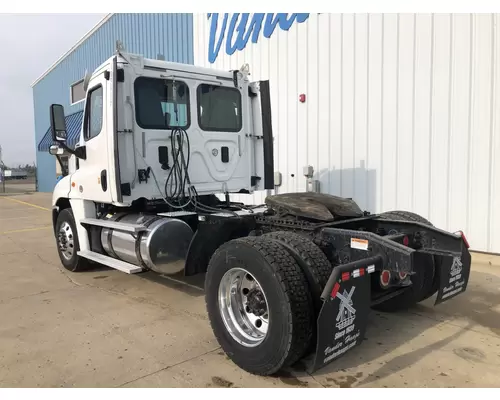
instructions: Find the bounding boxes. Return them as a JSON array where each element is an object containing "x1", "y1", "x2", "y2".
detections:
[{"x1": 207, "y1": 13, "x2": 310, "y2": 63}]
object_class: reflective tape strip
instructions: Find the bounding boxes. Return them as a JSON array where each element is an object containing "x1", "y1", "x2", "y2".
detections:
[
  {"x1": 342, "y1": 272, "x2": 350, "y2": 281},
  {"x1": 367, "y1": 265, "x2": 375, "y2": 274},
  {"x1": 331, "y1": 282, "x2": 340, "y2": 298}
]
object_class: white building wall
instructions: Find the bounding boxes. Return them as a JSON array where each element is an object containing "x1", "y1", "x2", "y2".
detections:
[{"x1": 194, "y1": 13, "x2": 500, "y2": 253}]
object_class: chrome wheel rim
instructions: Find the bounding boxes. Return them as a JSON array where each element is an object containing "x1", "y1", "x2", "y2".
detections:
[
  {"x1": 218, "y1": 268, "x2": 269, "y2": 347},
  {"x1": 58, "y1": 221, "x2": 75, "y2": 260}
]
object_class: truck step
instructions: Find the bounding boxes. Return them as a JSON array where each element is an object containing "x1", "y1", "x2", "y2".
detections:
[
  {"x1": 79, "y1": 218, "x2": 147, "y2": 233},
  {"x1": 157, "y1": 211, "x2": 198, "y2": 217},
  {"x1": 77, "y1": 251, "x2": 143, "y2": 274}
]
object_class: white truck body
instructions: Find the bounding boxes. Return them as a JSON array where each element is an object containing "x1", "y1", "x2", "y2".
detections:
[
  {"x1": 51, "y1": 50, "x2": 271, "y2": 258},
  {"x1": 55, "y1": 52, "x2": 268, "y2": 208}
]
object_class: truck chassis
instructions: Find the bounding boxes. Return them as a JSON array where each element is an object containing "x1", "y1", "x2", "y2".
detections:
[{"x1": 52, "y1": 192, "x2": 471, "y2": 376}]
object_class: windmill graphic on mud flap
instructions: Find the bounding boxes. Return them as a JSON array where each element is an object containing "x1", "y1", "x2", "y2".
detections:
[
  {"x1": 450, "y1": 256, "x2": 463, "y2": 277},
  {"x1": 335, "y1": 287, "x2": 356, "y2": 330}
]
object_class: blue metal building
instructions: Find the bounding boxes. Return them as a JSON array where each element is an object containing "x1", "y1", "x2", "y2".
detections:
[{"x1": 33, "y1": 13, "x2": 194, "y2": 192}]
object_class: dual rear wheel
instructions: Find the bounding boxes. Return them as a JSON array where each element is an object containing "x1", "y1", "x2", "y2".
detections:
[
  {"x1": 205, "y1": 211, "x2": 440, "y2": 375},
  {"x1": 372, "y1": 211, "x2": 440, "y2": 312},
  {"x1": 204, "y1": 233, "x2": 332, "y2": 376}
]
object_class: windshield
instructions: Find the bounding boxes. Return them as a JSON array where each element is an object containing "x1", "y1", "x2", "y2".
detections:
[{"x1": 134, "y1": 77, "x2": 190, "y2": 130}]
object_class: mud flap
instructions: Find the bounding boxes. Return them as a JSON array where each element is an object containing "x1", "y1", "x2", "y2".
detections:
[
  {"x1": 308, "y1": 257, "x2": 379, "y2": 373},
  {"x1": 435, "y1": 242, "x2": 471, "y2": 305}
]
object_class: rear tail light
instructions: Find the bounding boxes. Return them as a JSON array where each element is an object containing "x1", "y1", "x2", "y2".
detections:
[{"x1": 380, "y1": 270, "x2": 391, "y2": 288}]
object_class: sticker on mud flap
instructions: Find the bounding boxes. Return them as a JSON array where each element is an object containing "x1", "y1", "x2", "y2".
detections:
[
  {"x1": 351, "y1": 238, "x2": 369, "y2": 251},
  {"x1": 441, "y1": 256, "x2": 466, "y2": 300},
  {"x1": 323, "y1": 285, "x2": 361, "y2": 364},
  {"x1": 312, "y1": 268, "x2": 370, "y2": 371}
]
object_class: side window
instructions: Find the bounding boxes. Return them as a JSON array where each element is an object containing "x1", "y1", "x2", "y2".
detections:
[
  {"x1": 134, "y1": 77, "x2": 190, "y2": 130},
  {"x1": 197, "y1": 84, "x2": 242, "y2": 132},
  {"x1": 84, "y1": 85, "x2": 103, "y2": 141}
]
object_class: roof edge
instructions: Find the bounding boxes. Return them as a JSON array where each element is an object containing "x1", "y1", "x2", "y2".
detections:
[{"x1": 31, "y1": 13, "x2": 113, "y2": 88}]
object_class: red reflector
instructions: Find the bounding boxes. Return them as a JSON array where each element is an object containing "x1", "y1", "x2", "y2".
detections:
[
  {"x1": 380, "y1": 270, "x2": 391, "y2": 286},
  {"x1": 460, "y1": 231, "x2": 470, "y2": 249},
  {"x1": 403, "y1": 236, "x2": 409, "y2": 246},
  {"x1": 342, "y1": 272, "x2": 350, "y2": 281},
  {"x1": 359, "y1": 268, "x2": 365, "y2": 276},
  {"x1": 331, "y1": 282, "x2": 340, "y2": 298}
]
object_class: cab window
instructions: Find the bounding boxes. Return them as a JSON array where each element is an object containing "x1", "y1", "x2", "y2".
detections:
[
  {"x1": 83, "y1": 85, "x2": 104, "y2": 141},
  {"x1": 197, "y1": 84, "x2": 242, "y2": 132},
  {"x1": 134, "y1": 77, "x2": 190, "y2": 129}
]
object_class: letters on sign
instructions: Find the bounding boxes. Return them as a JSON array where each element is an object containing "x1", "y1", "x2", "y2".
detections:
[{"x1": 207, "y1": 13, "x2": 310, "y2": 63}]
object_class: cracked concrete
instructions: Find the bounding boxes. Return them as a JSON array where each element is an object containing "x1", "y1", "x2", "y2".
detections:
[{"x1": 0, "y1": 193, "x2": 500, "y2": 388}]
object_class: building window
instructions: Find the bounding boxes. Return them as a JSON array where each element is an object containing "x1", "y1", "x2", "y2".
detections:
[
  {"x1": 70, "y1": 79, "x2": 86, "y2": 104},
  {"x1": 134, "y1": 77, "x2": 190, "y2": 130},
  {"x1": 197, "y1": 84, "x2": 242, "y2": 132},
  {"x1": 83, "y1": 85, "x2": 103, "y2": 141}
]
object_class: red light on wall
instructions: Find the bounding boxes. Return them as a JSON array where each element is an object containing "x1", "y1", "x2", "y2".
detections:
[{"x1": 299, "y1": 94, "x2": 306, "y2": 103}]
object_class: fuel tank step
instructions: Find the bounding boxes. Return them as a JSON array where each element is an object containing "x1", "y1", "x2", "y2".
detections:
[
  {"x1": 157, "y1": 211, "x2": 198, "y2": 217},
  {"x1": 79, "y1": 218, "x2": 147, "y2": 233},
  {"x1": 77, "y1": 250, "x2": 143, "y2": 274}
]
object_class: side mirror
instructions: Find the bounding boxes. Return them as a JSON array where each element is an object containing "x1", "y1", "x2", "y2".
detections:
[{"x1": 50, "y1": 104, "x2": 67, "y2": 142}]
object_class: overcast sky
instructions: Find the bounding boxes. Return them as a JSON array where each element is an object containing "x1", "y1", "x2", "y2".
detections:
[{"x1": 0, "y1": 13, "x2": 106, "y2": 167}]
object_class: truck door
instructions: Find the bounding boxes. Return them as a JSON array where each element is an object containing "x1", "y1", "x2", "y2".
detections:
[
  {"x1": 187, "y1": 77, "x2": 252, "y2": 194},
  {"x1": 70, "y1": 70, "x2": 113, "y2": 203}
]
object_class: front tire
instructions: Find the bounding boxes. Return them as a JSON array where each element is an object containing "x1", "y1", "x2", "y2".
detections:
[
  {"x1": 55, "y1": 208, "x2": 91, "y2": 272},
  {"x1": 205, "y1": 236, "x2": 314, "y2": 376}
]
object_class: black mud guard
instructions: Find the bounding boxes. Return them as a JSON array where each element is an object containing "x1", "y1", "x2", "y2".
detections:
[
  {"x1": 183, "y1": 216, "x2": 256, "y2": 276},
  {"x1": 308, "y1": 255, "x2": 382, "y2": 373},
  {"x1": 434, "y1": 240, "x2": 471, "y2": 305}
]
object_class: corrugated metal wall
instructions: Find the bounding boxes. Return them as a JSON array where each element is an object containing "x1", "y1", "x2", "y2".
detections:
[
  {"x1": 33, "y1": 13, "x2": 194, "y2": 193},
  {"x1": 193, "y1": 13, "x2": 500, "y2": 253}
]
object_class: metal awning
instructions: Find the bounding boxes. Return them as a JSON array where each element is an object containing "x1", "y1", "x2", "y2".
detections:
[{"x1": 37, "y1": 110, "x2": 83, "y2": 151}]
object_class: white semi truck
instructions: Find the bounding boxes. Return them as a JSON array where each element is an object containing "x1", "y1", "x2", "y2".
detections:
[{"x1": 48, "y1": 47, "x2": 471, "y2": 375}]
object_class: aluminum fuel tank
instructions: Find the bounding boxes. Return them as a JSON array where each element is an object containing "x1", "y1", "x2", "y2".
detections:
[{"x1": 101, "y1": 213, "x2": 193, "y2": 275}]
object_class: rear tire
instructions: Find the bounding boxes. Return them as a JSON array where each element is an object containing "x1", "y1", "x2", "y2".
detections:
[
  {"x1": 372, "y1": 210, "x2": 438, "y2": 312},
  {"x1": 205, "y1": 236, "x2": 314, "y2": 376},
  {"x1": 55, "y1": 208, "x2": 92, "y2": 272},
  {"x1": 261, "y1": 231, "x2": 333, "y2": 313}
]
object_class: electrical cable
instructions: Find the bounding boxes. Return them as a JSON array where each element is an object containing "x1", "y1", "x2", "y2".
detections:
[
  {"x1": 135, "y1": 78, "x2": 247, "y2": 216},
  {"x1": 163, "y1": 126, "x2": 241, "y2": 216}
]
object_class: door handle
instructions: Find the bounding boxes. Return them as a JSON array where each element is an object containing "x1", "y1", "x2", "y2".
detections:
[{"x1": 100, "y1": 170, "x2": 108, "y2": 192}]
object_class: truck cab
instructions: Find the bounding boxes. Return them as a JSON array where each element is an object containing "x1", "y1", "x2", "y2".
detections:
[{"x1": 50, "y1": 51, "x2": 273, "y2": 208}]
